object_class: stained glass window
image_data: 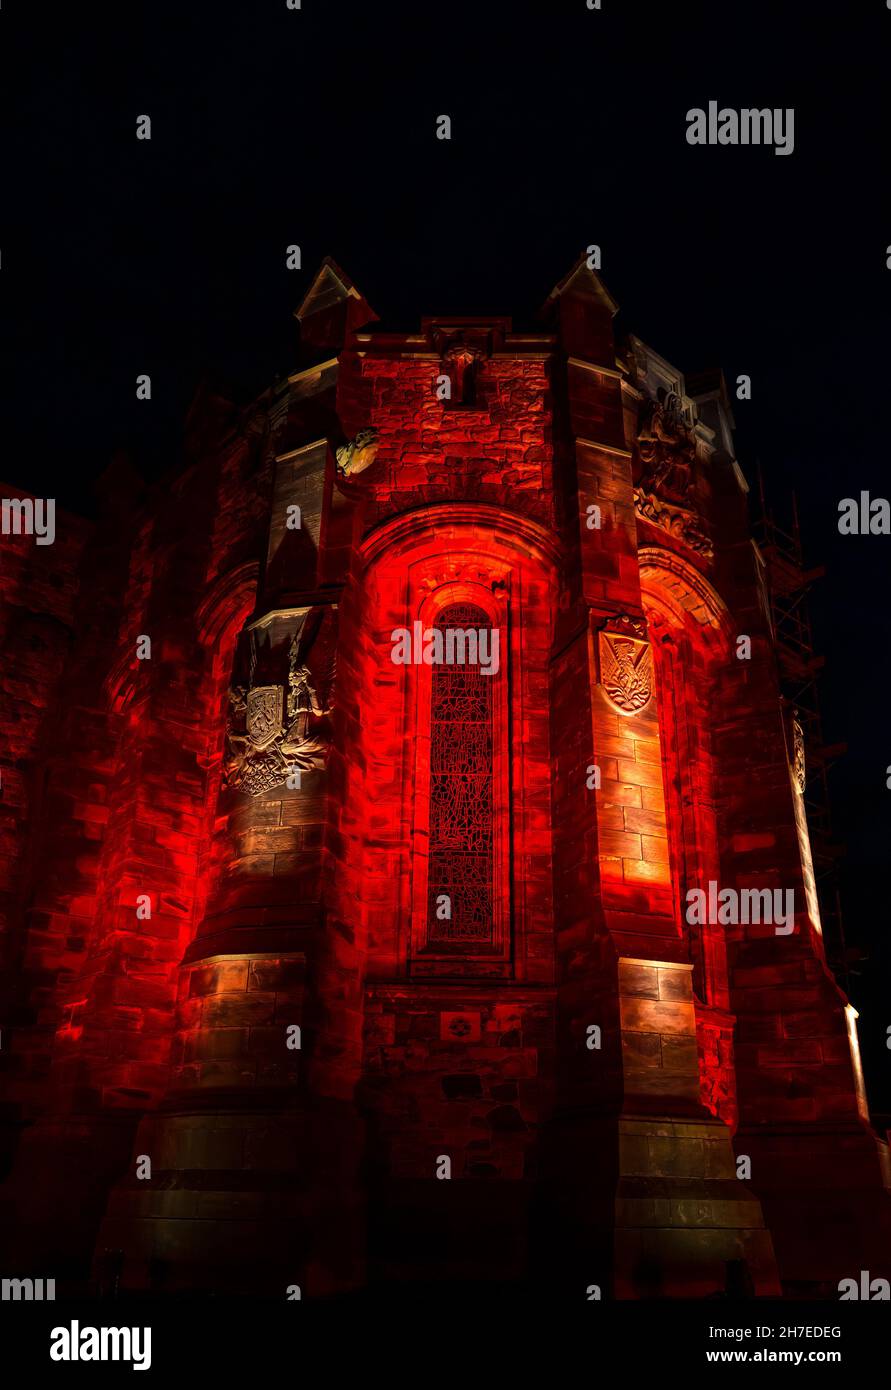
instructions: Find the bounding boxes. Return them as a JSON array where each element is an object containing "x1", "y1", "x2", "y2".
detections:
[{"x1": 426, "y1": 603, "x2": 494, "y2": 945}]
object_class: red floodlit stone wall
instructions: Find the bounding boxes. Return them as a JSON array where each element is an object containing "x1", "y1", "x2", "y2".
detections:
[
  {"x1": 710, "y1": 539, "x2": 861, "y2": 1131},
  {"x1": 1, "y1": 263, "x2": 888, "y2": 1296},
  {"x1": 316, "y1": 336, "x2": 567, "y2": 1276},
  {"x1": 639, "y1": 553, "x2": 738, "y2": 1129},
  {"x1": 0, "y1": 494, "x2": 92, "y2": 1124},
  {"x1": 335, "y1": 510, "x2": 559, "y2": 1201},
  {"x1": 46, "y1": 424, "x2": 281, "y2": 1114},
  {"x1": 336, "y1": 345, "x2": 555, "y2": 532},
  {"x1": 0, "y1": 397, "x2": 286, "y2": 1268}
]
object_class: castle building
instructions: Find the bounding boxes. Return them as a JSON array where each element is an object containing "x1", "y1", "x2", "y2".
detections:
[{"x1": 1, "y1": 258, "x2": 889, "y2": 1298}]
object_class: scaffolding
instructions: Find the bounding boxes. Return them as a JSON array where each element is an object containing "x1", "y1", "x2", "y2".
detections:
[{"x1": 754, "y1": 470, "x2": 851, "y2": 987}]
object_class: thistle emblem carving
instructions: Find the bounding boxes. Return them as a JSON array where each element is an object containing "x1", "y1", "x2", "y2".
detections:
[{"x1": 598, "y1": 616, "x2": 653, "y2": 715}]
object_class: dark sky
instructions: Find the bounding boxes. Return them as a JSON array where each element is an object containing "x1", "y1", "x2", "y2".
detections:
[{"x1": 3, "y1": 1, "x2": 889, "y2": 1105}]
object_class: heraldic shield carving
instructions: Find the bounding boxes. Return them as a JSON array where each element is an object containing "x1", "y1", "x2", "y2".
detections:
[
  {"x1": 246, "y1": 686, "x2": 283, "y2": 750},
  {"x1": 597, "y1": 615, "x2": 653, "y2": 716},
  {"x1": 222, "y1": 606, "x2": 336, "y2": 797}
]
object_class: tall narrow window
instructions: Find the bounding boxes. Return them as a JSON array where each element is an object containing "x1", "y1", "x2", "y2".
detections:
[{"x1": 427, "y1": 603, "x2": 495, "y2": 947}]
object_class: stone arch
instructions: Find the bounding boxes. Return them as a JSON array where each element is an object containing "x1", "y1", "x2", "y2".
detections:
[
  {"x1": 99, "y1": 563, "x2": 260, "y2": 957},
  {"x1": 638, "y1": 546, "x2": 736, "y2": 1126},
  {"x1": 104, "y1": 561, "x2": 259, "y2": 718},
  {"x1": 195, "y1": 560, "x2": 260, "y2": 652},
  {"x1": 360, "y1": 500, "x2": 562, "y2": 570},
  {"x1": 331, "y1": 503, "x2": 559, "y2": 981},
  {"x1": 638, "y1": 545, "x2": 732, "y2": 651},
  {"x1": 190, "y1": 562, "x2": 261, "y2": 940}
]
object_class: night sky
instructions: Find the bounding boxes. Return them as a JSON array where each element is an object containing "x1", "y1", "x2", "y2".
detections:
[{"x1": 3, "y1": 1, "x2": 889, "y2": 1106}]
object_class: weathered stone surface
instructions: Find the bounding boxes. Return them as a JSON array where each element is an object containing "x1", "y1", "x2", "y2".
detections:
[{"x1": 0, "y1": 259, "x2": 887, "y2": 1298}]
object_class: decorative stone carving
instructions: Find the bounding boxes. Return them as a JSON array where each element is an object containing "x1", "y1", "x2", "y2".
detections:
[
  {"x1": 597, "y1": 615, "x2": 653, "y2": 715},
  {"x1": 634, "y1": 490, "x2": 714, "y2": 557},
  {"x1": 442, "y1": 340, "x2": 481, "y2": 405},
  {"x1": 698, "y1": 1024, "x2": 738, "y2": 1131},
  {"x1": 637, "y1": 394, "x2": 695, "y2": 489},
  {"x1": 791, "y1": 711, "x2": 806, "y2": 794},
  {"x1": 336, "y1": 427, "x2": 379, "y2": 477},
  {"x1": 633, "y1": 394, "x2": 714, "y2": 558},
  {"x1": 246, "y1": 686, "x2": 283, "y2": 749},
  {"x1": 223, "y1": 620, "x2": 333, "y2": 796}
]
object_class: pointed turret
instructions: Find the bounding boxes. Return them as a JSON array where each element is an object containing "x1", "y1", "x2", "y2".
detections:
[
  {"x1": 294, "y1": 256, "x2": 378, "y2": 355},
  {"x1": 542, "y1": 252, "x2": 619, "y2": 364}
]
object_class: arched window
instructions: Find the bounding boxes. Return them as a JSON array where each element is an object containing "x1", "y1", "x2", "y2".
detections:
[
  {"x1": 427, "y1": 603, "x2": 495, "y2": 946},
  {"x1": 410, "y1": 594, "x2": 510, "y2": 966}
]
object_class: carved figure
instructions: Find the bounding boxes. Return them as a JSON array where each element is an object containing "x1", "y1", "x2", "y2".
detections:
[
  {"x1": 222, "y1": 624, "x2": 334, "y2": 795},
  {"x1": 336, "y1": 427, "x2": 379, "y2": 477},
  {"x1": 634, "y1": 394, "x2": 714, "y2": 558}
]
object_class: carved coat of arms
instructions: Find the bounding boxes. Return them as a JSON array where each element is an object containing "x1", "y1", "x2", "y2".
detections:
[
  {"x1": 222, "y1": 614, "x2": 335, "y2": 797},
  {"x1": 598, "y1": 617, "x2": 653, "y2": 715},
  {"x1": 246, "y1": 686, "x2": 283, "y2": 749}
]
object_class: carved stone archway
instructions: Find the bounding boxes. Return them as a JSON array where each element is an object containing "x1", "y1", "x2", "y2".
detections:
[
  {"x1": 638, "y1": 545, "x2": 736, "y2": 1128},
  {"x1": 638, "y1": 545, "x2": 732, "y2": 648}
]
